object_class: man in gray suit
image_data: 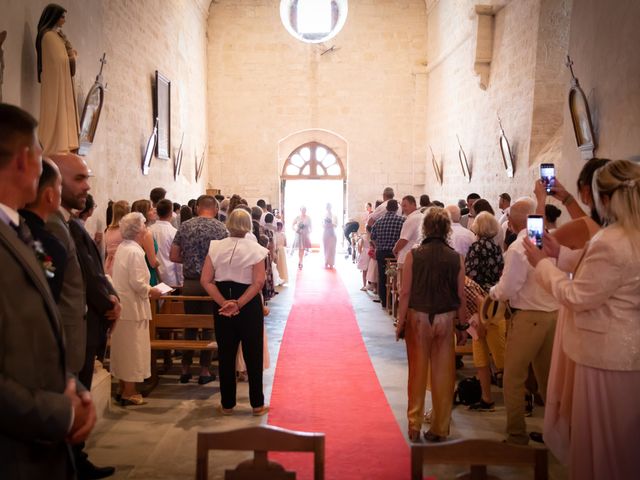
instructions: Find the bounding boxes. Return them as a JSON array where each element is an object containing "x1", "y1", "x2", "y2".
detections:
[
  {"x1": 47, "y1": 154, "x2": 88, "y2": 376},
  {"x1": 49, "y1": 153, "x2": 116, "y2": 479},
  {"x1": 0, "y1": 103, "x2": 95, "y2": 479}
]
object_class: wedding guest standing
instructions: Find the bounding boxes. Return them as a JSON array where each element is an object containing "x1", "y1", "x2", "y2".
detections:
[
  {"x1": 104, "y1": 200, "x2": 130, "y2": 276},
  {"x1": 395, "y1": 207, "x2": 467, "y2": 442},
  {"x1": 200, "y1": 209, "x2": 269, "y2": 416},
  {"x1": 524, "y1": 159, "x2": 640, "y2": 480},
  {"x1": 0, "y1": 103, "x2": 95, "y2": 479},
  {"x1": 110, "y1": 213, "x2": 161, "y2": 405},
  {"x1": 275, "y1": 221, "x2": 288, "y2": 284},
  {"x1": 322, "y1": 203, "x2": 337, "y2": 269}
]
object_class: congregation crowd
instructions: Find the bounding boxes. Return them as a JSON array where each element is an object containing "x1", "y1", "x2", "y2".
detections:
[
  {"x1": 345, "y1": 158, "x2": 640, "y2": 479},
  {"x1": 0, "y1": 103, "x2": 291, "y2": 479},
  {"x1": 1, "y1": 98, "x2": 639, "y2": 480}
]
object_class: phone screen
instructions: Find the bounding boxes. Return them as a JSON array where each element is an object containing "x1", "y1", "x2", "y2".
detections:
[
  {"x1": 540, "y1": 164, "x2": 555, "y2": 193},
  {"x1": 527, "y1": 215, "x2": 544, "y2": 249}
]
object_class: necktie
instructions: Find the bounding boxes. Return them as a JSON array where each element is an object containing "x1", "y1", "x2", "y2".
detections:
[{"x1": 11, "y1": 217, "x2": 35, "y2": 248}]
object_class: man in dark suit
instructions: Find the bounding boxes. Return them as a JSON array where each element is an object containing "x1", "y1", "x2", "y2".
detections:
[
  {"x1": 0, "y1": 103, "x2": 95, "y2": 479},
  {"x1": 19, "y1": 158, "x2": 67, "y2": 301},
  {"x1": 50, "y1": 152, "x2": 118, "y2": 479},
  {"x1": 69, "y1": 215, "x2": 119, "y2": 391}
]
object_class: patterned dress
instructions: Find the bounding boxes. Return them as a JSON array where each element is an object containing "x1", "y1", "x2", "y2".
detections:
[{"x1": 464, "y1": 237, "x2": 504, "y2": 292}]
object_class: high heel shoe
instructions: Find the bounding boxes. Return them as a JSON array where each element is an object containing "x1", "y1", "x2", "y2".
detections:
[{"x1": 120, "y1": 394, "x2": 145, "y2": 406}]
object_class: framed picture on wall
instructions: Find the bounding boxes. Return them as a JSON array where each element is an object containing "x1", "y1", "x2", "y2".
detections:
[{"x1": 154, "y1": 70, "x2": 171, "y2": 160}]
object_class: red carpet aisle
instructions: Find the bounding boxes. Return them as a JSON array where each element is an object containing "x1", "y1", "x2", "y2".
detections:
[{"x1": 268, "y1": 265, "x2": 411, "y2": 479}]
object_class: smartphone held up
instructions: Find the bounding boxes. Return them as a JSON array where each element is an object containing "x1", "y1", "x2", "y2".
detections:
[
  {"x1": 527, "y1": 215, "x2": 544, "y2": 249},
  {"x1": 540, "y1": 163, "x2": 556, "y2": 194}
]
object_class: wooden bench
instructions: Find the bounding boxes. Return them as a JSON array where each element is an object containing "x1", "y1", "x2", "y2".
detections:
[
  {"x1": 146, "y1": 295, "x2": 218, "y2": 392},
  {"x1": 411, "y1": 439, "x2": 548, "y2": 480},
  {"x1": 196, "y1": 425, "x2": 325, "y2": 480}
]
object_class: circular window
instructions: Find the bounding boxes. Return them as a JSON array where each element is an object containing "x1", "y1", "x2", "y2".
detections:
[{"x1": 280, "y1": 0, "x2": 348, "y2": 44}]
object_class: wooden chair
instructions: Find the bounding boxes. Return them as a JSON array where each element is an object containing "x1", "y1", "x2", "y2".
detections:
[
  {"x1": 196, "y1": 425, "x2": 325, "y2": 480},
  {"x1": 147, "y1": 295, "x2": 217, "y2": 392},
  {"x1": 411, "y1": 439, "x2": 548, "y2": 480}
]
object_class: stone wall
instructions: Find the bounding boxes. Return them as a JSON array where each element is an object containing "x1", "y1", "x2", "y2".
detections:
[
  {"x1": 423, "y1": 0, "x2": 572, "y2": 212},
  {"x1": 559, "y1": 0, "x2": 640, "y2": 187},
  {"x1": 2, "y1": 0, "x2": 637, "y2": 230},
  {"x1": 0, "y1": 0, "x2": 209, "y2": 234},
  {"x1": 207, "y1": 0, "x2": 428, "y2": 219}
]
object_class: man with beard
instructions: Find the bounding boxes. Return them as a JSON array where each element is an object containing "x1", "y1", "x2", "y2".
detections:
[{"x1": 48, "y1": 153, "x2": 117, "y2": 479}]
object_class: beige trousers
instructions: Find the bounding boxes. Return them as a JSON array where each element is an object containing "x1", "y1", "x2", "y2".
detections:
[
  {"x1": 405, "y1": 309, "x2": 456, "y2": 435},
  {"x1": 504, "y1": 309, "x2": 557, "y2": 444}
]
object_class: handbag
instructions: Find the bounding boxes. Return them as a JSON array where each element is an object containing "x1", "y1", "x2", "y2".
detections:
[{"x1": 464, "y1": 276, "x2": 487, "y2": 320}]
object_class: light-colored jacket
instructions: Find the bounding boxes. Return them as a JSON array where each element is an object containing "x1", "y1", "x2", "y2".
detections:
[
  {"x1": 112, "y1": 240, "x2": 152, "y2": 321},
  {"x1": 535, "y1": 225, "x2": 640, "y2": 371}
]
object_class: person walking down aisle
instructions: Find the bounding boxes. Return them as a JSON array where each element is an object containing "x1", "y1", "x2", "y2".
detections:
[
  {"x1": 200, "y1": 209, "x2": 269, "y2": 416},
  {"x1": 322, "y1": 203, "x2": 337, "y2": 268},
  {"x1": 524, "y1": 159, "x2": 640, "y2": 480},
  {"x1": 292, "y1": 206, "x2": 311, "y2": 270},
  {"x1": 396, "y1": 207, "x2": 467, "y2": 443}
]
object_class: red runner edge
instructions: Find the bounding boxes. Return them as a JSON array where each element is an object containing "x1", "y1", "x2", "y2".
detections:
[{"x1": 268, "y1": 266, "x2": 411, "y2": 479}]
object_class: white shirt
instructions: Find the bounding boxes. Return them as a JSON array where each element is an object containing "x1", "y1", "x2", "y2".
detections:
[
  {"x1": 449, "y1": 222, "x2": 476, "y2": 258},
  {"x1": 397, "y1": 209, "x2": 423, "y2": 263},
  {"x1": 498, "y1": 207, "x2": 510, "y2": 225},
  {"x1": 0, "y1": 202, "x2": 20, "y2": 226},
  {"x1": 208, "y1": 237, "x2": 268, "y2": 284},
  {"x1": 489, "y1": 229, "x2": 559, "y2": 311},
  {"x1": 149, "y1": 220, "x2": 183, "y2": 287}
]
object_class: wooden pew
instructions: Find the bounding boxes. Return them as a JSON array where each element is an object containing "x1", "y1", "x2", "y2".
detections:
[{"x1": 146, "y1": 295, "x2": 218, "y2": 393}]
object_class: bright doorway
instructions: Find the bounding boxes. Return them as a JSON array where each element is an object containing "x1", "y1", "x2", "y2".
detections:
[{"x1": 282, "y1": 179, "x2": 344, "y2": 248}]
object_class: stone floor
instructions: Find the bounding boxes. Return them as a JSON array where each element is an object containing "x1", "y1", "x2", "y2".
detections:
[{"x1": 86, "y1": 252, "x2": 568, "y2": 479}]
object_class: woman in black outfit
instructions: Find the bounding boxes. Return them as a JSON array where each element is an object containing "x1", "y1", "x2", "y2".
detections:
[{"x1": 200, "y1": 209, "x2": 269, "y2": 416}]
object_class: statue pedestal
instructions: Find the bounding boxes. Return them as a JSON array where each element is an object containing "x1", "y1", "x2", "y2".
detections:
[{"x1": 90, "y1": 361, "x2": 112, "y2": 421}]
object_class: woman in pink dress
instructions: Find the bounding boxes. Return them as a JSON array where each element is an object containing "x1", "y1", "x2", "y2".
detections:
[
  {"x1": 525, "y1": 159, "x2": 640, "y2": 480},
  {"x1": 104, "y1": 200, "x2": 130, "y2": 276}
]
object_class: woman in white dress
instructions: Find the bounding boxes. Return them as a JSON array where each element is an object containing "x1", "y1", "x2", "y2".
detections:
[
  {"x1": 322, "y1": 203, "x2": 337, "y2": 268},
  {"x1": 357, "y1": 230, "x2": 370, "y2": 290},
  {"x1": 292, "y1": 206, "x2": 312, "y2": 270},
  {"x1": 201, "y1": 209, "x2": 270, "y2": 416},
  {"x1": 275, "y1": 221, "x2": 288, "y2": 283},
  {"x1": 110, "y1": 213, "x2": 162, "y2": 405}
]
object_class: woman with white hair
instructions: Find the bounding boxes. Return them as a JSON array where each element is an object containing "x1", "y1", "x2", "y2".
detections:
[
  {"x1": 524, "y1": 159, "x2": 640, "y2": 480},
  {"x1": 201, "y1": 209, "x2": 269, "y2": 415},
  {"x1": 110, "y1": 212, "x2": 162, "y2": 405},
  {"x1": 465, "y1": 211, "x2": 505, "y2": 412}
]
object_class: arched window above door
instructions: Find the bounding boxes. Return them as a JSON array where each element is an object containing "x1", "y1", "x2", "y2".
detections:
[{"x1": 282, "y1": 142, "x2": 345, "y2": 179}]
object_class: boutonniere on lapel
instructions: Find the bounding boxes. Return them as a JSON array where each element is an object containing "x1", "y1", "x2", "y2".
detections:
[{"x1": 33, "y1": 240, "x2": 55, "y2": 278}]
